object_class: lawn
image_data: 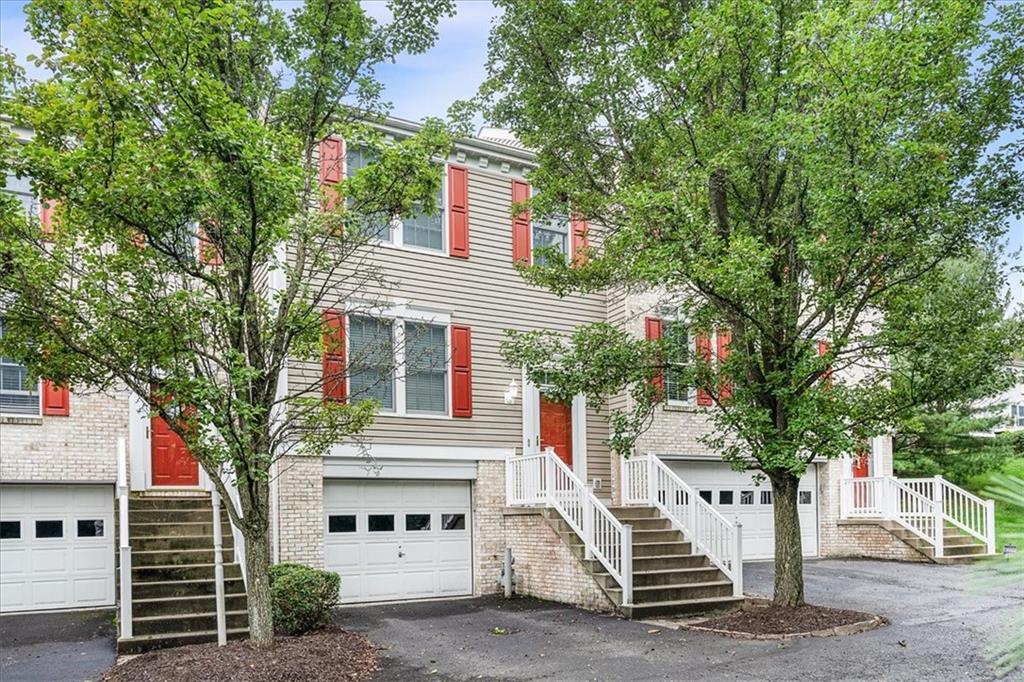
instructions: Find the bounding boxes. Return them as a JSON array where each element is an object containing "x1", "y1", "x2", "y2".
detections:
[{"x1": 966, "y1": 457, "x2": 1024, "y2": 553}]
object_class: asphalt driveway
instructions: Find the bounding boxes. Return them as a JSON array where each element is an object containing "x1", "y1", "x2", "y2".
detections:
[
  {"x1": 338, "y1": 559, "x2": 1024, "y2": 681},
  {"x1": 0, "y1": 607, "x2": 115, "y2": 682}
]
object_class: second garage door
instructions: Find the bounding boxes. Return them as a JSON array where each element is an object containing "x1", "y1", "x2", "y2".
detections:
[
  {"x1": 324, "y1": 479, "x2": 473, "y2": 603},
  {"x1": 664, "y1": 461, "x2": 819, "y2": 560}
]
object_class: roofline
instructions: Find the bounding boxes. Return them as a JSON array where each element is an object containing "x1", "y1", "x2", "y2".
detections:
[{"x1": 375, "y1": 115, "x2": 537, "y2": 167}]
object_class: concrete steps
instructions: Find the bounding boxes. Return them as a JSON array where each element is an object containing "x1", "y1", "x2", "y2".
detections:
[
  {"x1": 542, "y1": 506, "x2": 742, "y2": 619},
  {"x1": 876, "y1": 520, "x2": 994, "y2": 564},
  {"x1": 117, "y1": 493, "x2": 248, "y2": 654}
]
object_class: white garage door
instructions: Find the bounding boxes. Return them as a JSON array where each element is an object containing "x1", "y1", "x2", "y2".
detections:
[
  {"x1": 664, "y1": 461, "x2": 818, "y2": 560},
  {"x1": 0, "y1": 484, "x2": 115, "y2": 612},
  {"x1": 324, "y1": 479, "x2": 473, "y2": 603}
]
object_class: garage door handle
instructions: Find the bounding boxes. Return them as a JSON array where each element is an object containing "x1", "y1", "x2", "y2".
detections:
[{"x1": 398, "y1": 549, "x2": 405, "y2": 558}]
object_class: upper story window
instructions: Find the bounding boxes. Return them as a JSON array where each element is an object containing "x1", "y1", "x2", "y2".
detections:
[
  {"x1": 345, "y1": 146, "x2": 445, "y2": 252},
  {"x1": 4, "y1": 173, "x2": 37, "y2": 219},
  {"x1": 345, "y1": 313, "x2": 450, "y2": 417},
  {"x1": 662, "y1": 320, "x2": 694, "y2": 404},
  {"x1": 531, "y1": 189, "x2": 569, "y2": 264},
  {"x1": 0, "y1": 319, "x2": 41, "y2": 416}
]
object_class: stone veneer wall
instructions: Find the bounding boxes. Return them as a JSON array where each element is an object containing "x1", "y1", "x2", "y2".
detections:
[{"x1": 0, "y1": 389, "x2": 128, "y2": 483}]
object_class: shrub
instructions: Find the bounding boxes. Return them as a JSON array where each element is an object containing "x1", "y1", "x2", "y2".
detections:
[{"x1": 269, "y1": 562, "x2": 340, "y2": 636}]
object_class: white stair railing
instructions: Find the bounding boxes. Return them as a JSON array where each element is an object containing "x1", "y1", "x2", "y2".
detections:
[
  {"x1": 841, "y1": 474, "x2": 996, "y2": 558},
  {"x1": 116, "y1": 438, "x2": 132, "y2": 640},
  {"x1": 622, "y1": 455, "x2": 743, "y2": 597},
  {"x1": 507, "y1": 449, "x2": 633, "y2": 605}
]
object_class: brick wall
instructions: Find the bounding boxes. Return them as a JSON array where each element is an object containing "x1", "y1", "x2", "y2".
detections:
[
  {"x1": 0, "y1": 389, "x2": 127, "y2": 483},
  {"x1": 473, "y1": 460, "x2": 507, "y2": 596},
  {"x1": 275, "y1": 454, "x2": 324, "y2": 567},
  {"x1": 503, "y1": 508, "x2": 615, "y2": 612}
]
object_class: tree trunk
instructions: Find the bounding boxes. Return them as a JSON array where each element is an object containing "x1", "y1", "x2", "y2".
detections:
[
  {"x1": 243, "y1": 523, "x2": 274, "y2": 646},
  {"x1": 770, "y1": 472, "x2": 805, "y2": 606}
]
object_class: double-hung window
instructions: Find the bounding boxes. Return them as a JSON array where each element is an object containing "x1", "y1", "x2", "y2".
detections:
[
  {"x1": 662, "y1": 320, "x2": 693, "y2": 404},
  {"x1": 0, "y1": 319, "x2": 40, "y2": 416},
  {"x1": 347, "y1": 315, "x2": 395, "y2": 411},
  {"x1": 405, "y1": 322, "x2": 447, "y2": 414},
  {"x1": 1013, "y1": 404, "x2": 1024, "y2": 428},
  {"x1": 4, "y1": 173, "x2": 37, "y2": 219}
]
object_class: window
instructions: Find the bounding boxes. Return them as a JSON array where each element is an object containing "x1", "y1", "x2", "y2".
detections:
[
  {"x1": 441, "y1": 513, "x2": 465, "y2": 530},
  {"x1": 4, "y1": 173, "x2": 37, "y2": 218},
  {"x1": 77, "y1": 519, "x2": 104, "y2": 537},
  {"x1": 345, "y1": 146, "x2": 390, "y2": 242},
  {"x1": 0, "y1": 319, "x2": 40, "y2": 416},
  {"x1": 719, "y1": 490, "x2": 734, "y2": 505},
  {"x1": 698, "y1": 490, "x2": 712, "y2": 503},
  {"x1": 368, "y1": 514, "x2": 395, "y2": 532},
  {"x1": 406, "y1": 322, "x2": 447, "y2": 414},
  {"x1": 0, "y1": 521, "x2": 20, "y2": 539},
  {"x1": 403, "y1": 185, "x2": 444, "y2": 251},
  {"x1": 533, "y1": 216, "x2": 569, "y2": 265},
  {"x1": 35, "y1": 520, "x2": 63, "y2": 538},
  {"x1": 328, "y1": 515, "x2": 356, "y2": 533},
  {"x1": 405, "y1": 514, "x2": 431, "y2": 531},
  {"x1": 740, "y1": 490, "x2": 754, "y2": 505},
  {"x1": 1013, "y1": 404, "x2": 1024, "y2": 428},
  {"x1": 760, "y1": 490, "x2": 773, "y2": 505},
  {"x1": 348, "y1": 315, "x2": 395, "y2": 410},
  {"x1": 799, "y1": 491, "x2": 812, "y2": 505},
  {"x1": 662, "y1": 321, "x2": 692, "y2": 403}
]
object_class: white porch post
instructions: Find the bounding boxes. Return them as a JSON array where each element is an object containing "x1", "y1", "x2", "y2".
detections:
[
  {"x1": 211, "y1": 488, "x2": 227, "y2": 646},
  {"x1": 621, "y1": 524, "x2": 633, "y2": 606},
  {"x1": 732, "y1": 521, "x2": 744, "y2": 597},
  {"x1": 932, "y1": 474, "x2": 944, "y2": 558},
  {"x1": 646, "y1": 455, "x2": 656, "y2": 506},
  {"x1": 583, "y1": 483, "x2": 595, "y2": 560},
  {"x1": 117, "y1": 438, "x2": 132, "y2": 640},
  {"x1": 985, "y1": 499, "x2": 996, "y2": 555}
]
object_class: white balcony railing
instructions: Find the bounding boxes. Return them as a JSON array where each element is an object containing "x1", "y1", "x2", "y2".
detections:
[
  {"x1": 622, "y1": 455, "x2": 742, "y2": 596},
  {"x1": 841, "y1": 474, "x2": 996, "y2": 557},
  {"x1": 507, "y1": 448, "x2": 633, "y2": 605}
]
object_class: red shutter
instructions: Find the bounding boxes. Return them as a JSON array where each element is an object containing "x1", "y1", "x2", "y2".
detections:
[
  {"x1": 818, "y1": 339, "x2": 832, "y2": 387},
  {"x1": 696, "y1": 332, "x2": 713, "y2": 406},
  {"x1": 319, "y1": 137, "x2": 344, "y2": 184},
  {"x1": 716, "y1": 327, "x2": 732, "y2": 402},
  {"x1": 322, "y1": 309, "x2": 346, "y2": 402},
  {"x1": 197, "y1": 222, "x2": 223, "y2": 265},
  {"x1": 40, "y1": 199, "x2": 57, "y2": 236},
  {"x1": 319, "y1": 137, "x2": 344, "y2": 212},
  {"x1": 645, "y1": 317, "x2": 664, "y2": 396},
  {"x1": 511, "y1": 180, "x2": 531, "y2": 264},
  {"x1": 448, "y1": 165, "x2": 470, "y2": 258},
  {"x1": 571, "y1": 216, "x2": 589, "y2": 265},
  {"x1": 451, "y1": 325, "x2": 473, "y2": 417},
  {"x1": 41, "y1": 379, "x2": 70, "y2": 416}
]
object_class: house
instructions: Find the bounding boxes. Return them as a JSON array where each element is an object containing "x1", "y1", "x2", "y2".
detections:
[
  {"x1": 977, "y1": 360, "x2": 1024, "y2": 434},
  {"x1": 0, "y1": 118, "x2": 997, "y2": 650}
]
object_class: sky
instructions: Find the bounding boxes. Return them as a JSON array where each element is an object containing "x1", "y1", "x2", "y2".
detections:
[{"x1": 1, "y1": 0, "x2": 1020, "y2": 305}]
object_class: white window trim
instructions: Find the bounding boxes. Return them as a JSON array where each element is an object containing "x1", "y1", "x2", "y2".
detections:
[
  {"x1": 346, "y1": 309, "x2": 452, "y2": 420},
  {"x1": 0, "y1": 377, "x2": 42, "y2": 418}
]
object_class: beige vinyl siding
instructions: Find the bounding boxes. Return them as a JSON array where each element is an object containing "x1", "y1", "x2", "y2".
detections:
[{"x1": 289, "y1": 160, "x2": 611, "y2": 483}]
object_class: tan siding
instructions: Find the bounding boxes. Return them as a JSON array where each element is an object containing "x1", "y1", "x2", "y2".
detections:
[{"x1": 289, "y1": 165, "x2": 611, "y2": 476}]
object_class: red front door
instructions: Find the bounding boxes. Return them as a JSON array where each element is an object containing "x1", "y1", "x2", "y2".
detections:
[
  {"x1": 852, "y1": 451, "x2": 870, "y2": 478},
  {"x1": 151, "y1": 414, "x2": 199, "y2": 486},
  {"x1": 539, "y1": 395, "x2": 573, "y2": 467}
]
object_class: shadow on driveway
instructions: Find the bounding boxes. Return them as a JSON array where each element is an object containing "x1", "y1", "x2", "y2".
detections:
[
  {"x1": 0, "y1": 608, "x2": 115, "y2": 682},
  {"x1": 337, "y1": 559, "x2": 1021, "y2": 681}
]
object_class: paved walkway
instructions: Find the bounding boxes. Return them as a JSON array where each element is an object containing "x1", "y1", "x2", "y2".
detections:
[{"x1": 338, "y1": 559, "x2": 1023, "y2": 681}]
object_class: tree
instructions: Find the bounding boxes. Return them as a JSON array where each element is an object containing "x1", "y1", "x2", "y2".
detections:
[
  {"x1": 474, "y1": 0, "x2": 1024, "y2": 605},
  {"x1": 0, "y1": 0, "x2": 454, "y2": 646},
  {"x1": 889, "y1": 253, "x2": 1023, "y2": 485}
]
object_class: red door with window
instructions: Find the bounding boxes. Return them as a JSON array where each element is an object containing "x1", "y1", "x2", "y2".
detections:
[
  {"x1": 852, "y1": 452, "x2": 870, "y2": 478},
  {"x1": 851, "y1": 450, "x2": 871, "y2": 510},
  {"x1": 540, "y1": 395, "x2": 573, "y2": 467},
  {"x1": 151, "y1": 414, "x2": 199, "y2": 486}
]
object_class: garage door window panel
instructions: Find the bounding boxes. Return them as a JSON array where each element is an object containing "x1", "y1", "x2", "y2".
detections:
[
  {"x1": 761, "y1": 490, "x2": 773, "y2": 505},
  {"x1": 698, "y1": 490, "x2": 712, "y2": 503},
  {"x1": 405, "y1": 322, "x2": 447, "y2": 414},
  {"x1": 799, "y1": 491, "x2": 812, "y2": 505},
  {"x1": 328, "y1": 515, "x2": 356, "y2": 533},
  {"x1": 405, "y1": 514, "x2": 431, "y2": 531},
  {"x1": 0, "y1": 521, "x2": 20, "y2": 539},
  {"x1": 348, "y1": 316, "x2": 395, "y2": 410},
  {"x1": 77, "y1": 520, "x2": 104, "y2": 537},
  {"x1": 441, "y1": 513, "x2": 465, "y2": 530},
  {"x1": 368, "y1": 514, "x2": 395, "y2": 532},
  {"x1": 35, "y1": 520, "x2": 62, "y2": 538},
  {"x1": 740, "y1": 490, "x2": 754, "y2": 505},
  {"x1": 719, "y1": 490, "x2": 734, "y2": 505}
]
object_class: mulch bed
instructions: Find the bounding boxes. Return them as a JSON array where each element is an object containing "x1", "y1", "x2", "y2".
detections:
[
  {"x1": 101, "y1": 627, "x2": 379, "y2": 682},
  {"x1": 696, "y1": 604, "x2": 881, "y2": 637}
]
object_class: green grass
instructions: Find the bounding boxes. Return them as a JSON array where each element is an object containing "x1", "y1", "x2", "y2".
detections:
[{"x1": 966, "y1": 457, "x2": 1024, "y2": 552}]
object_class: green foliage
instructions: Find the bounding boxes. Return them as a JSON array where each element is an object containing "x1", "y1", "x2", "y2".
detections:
[{"x1": 269, "y1": 562, "x2": 340, "y2": 636}]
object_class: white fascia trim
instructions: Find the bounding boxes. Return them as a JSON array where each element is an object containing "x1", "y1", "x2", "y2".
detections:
[
  {"x1": 328, "y1": 443, "x2": 513, "y2": 461},
  {"x1": 345, "y1": 299, "x2": 453, "y2": 326}
]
